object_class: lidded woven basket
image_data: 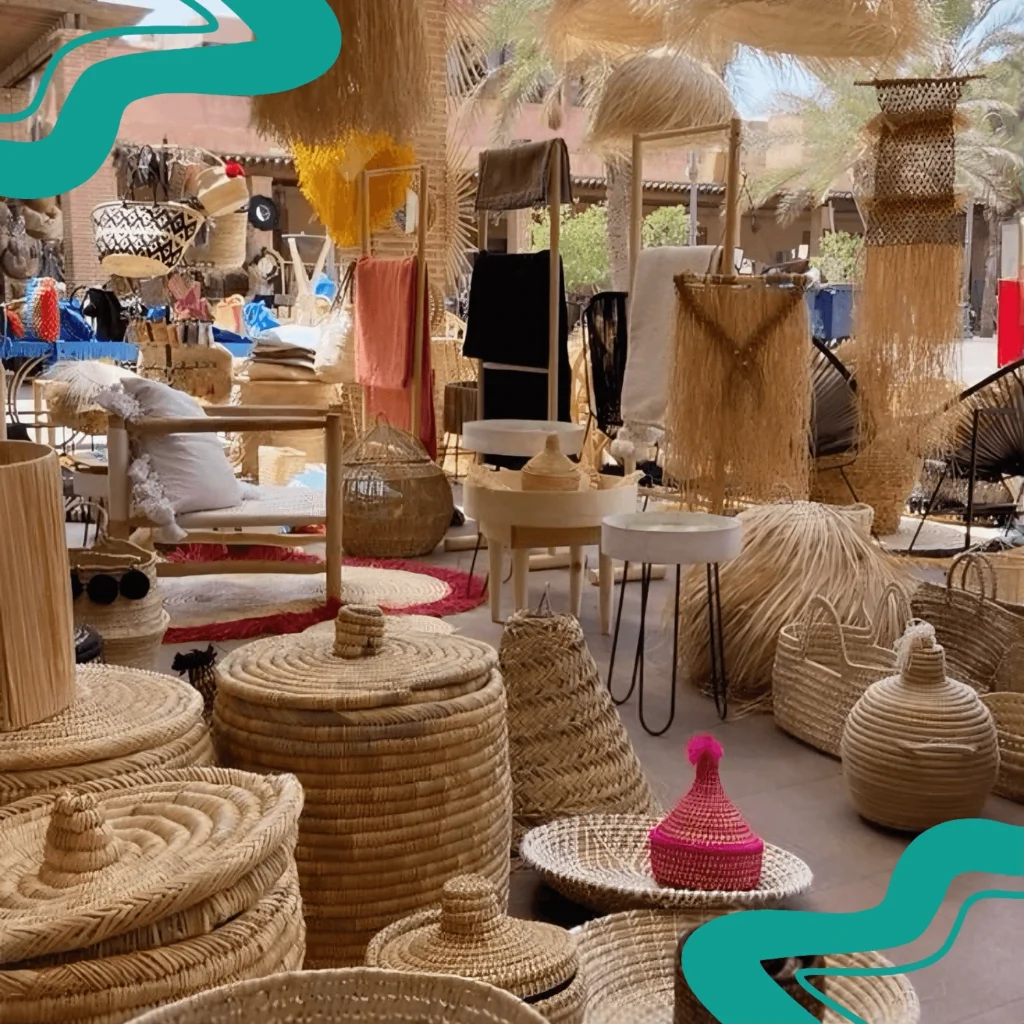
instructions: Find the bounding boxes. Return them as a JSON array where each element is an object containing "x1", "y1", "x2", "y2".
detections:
[
  {"x1": 213, "y1": 604, "x2": 513, "y2": 968},
  {"x1": 0, "y1": 766, "x2": 305, "y2": 1024},
  {"x1": 0, "y1": 664, "x2": 212, "y2": 805},
  {"x1": 342, "y1": 420, "x2": 454, "y2": 557},
  {"x1": 841, "y1": 621, "x2": 999, "y2": 832},
  {"x1": 522, "y1": 434, "x2": 582, "y2": 492},
  {"x1": 366, "y1": 873, "x2": 586, "y2": 1024}
]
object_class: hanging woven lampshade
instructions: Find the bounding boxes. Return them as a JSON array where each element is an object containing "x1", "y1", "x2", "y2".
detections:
[
  {"x1": 588, "y1": 52, "x2": 735, "y2": 152},
  {"x1": 294, "y1": 132, "x2": 415, "y2": 248},
  {"x1": 544, "y1": 0, "x2": 670, "y2": 62},
  {"x1": 251, "y1": 0, "x2": 429, "y2": 145}
]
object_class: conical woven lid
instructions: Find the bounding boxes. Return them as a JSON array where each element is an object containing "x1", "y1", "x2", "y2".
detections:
[
  {"x1": 368, "y1": 874, "x2": 577, "y2": 999},
  {"x1": 0, "y1": 767, "x2": 301, "y2": 965},
  {"x1": 0, "y1": 665, "x2": 203, "y2": 772},
  {"x1": 522, "y1": 434, "x2": 581, "y2": 492},
  {"x1": 216, "y1": 605, "x2": 497, "y2": 711},
  {"x1": 651, "y1": 735, "x2": 763, "y2": 853}
]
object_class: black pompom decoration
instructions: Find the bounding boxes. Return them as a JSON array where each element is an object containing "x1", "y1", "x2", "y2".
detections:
[
  {"x1": 70, "y1": 571, "x2": 83, "y2": 600},
  {"x1": 86, "y1": 573, "x2": 119, "y2": 606},
  {"x1": 119, "y1": 569, "x2": 151, "y2": 601}
]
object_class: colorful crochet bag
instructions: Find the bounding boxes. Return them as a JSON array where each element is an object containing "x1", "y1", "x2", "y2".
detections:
[{"x1": 25, "y1": 277, "x2": 60, "y2": 343}]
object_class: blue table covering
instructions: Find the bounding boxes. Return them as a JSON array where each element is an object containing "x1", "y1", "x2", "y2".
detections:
[{"x1": 0, "y1": 339, "x2": 140, "y2": 363}]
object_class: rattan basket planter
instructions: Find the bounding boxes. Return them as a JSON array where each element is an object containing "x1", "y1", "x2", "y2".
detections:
[
  {"x1": 342, "y1": 421, "x2": 454, "y2": 558},
  {"x1": 0, "y1": 441, "x2": 76, "y2": 732},
  {"x1": 841, "y1": 623, "x2": 999, "y2": 832},
  {"x1": 213, "y1": 605, "x2": 512, "y2": 968},
  {"x1": 127, "y1": 969, "x2": 549, "y2": 1024},
  {"x1": 0, "y1": 767, "x2": 305, "y2": 1024},
  {"x1": 575, "y1": 909, "x2": 920, "y2": 1024},
  {"x1": 981, "y1": 691, "x2": 1024, "y2": 802},
  {"x1": 0, "y1": 665, "x2": 212, "y2": 805}
]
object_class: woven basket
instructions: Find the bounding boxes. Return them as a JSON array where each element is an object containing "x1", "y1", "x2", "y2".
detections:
[
  {"x1": 127, "y1": 969, "x2": 549, "y2": 1024},
  {"x1": 911, "y1": 553, "x2": 1024, "y2": 695},
  {"x1": 773, "y1": 591, "x2": 904, "y2": 757},
  {"x1": 981, "y1": 692, "x2": 1024, "y2": 802},
  {"x1": 213, "y1": 605, "x2": 513, "y2": 968},
  {"x1": 500, "y1": 608, "x2": 658, "y2": 846},
  {"x1": 521, "y1": 434, "x2": 582, "y2": 493},
  {"x1": 575, "y1": 909, "x2": 920, "y2": 1024},
  {"x1": 366, "y1": 874, "x2": 586, "y2": 1024},
  {"x1": 0, "y1": 441, "x2": 76, "y2": 732},
  {"x1": 841, "y1": 622, "x2": 999, "y2": 832},
  {"x1": 0, "y1": 665, "x2": 212, "y2": 805},
  {"x1": 92, "y1": 201, "x2": 204, "y2": 278},
  {"x1": 36, "y1": 380, "x2": 109, "y2": 435},
  {"x1": 342, "y1": 421, "x2": 454, "y2": 558},
  {"x1": 0, "y1": 766, "x2": 304, "y2": 1024},
  {"x1": 206, "y1": 211, "x2": 249, "y2": 269},
  {"x1": 518, "y1": 815, "x2": 812, "y2": 914},
  {"x1": 982, "y1": 545, "x2": 1024, "y2": 607}
]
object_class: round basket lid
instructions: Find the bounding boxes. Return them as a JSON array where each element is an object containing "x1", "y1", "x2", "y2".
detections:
[
  {"x1": 368, "y1": 874, "x2": 577, "y2": 1000},
  {"x1": 522, "y1": 434, "x2": 581, "y2": 491},
  {"x1": 217, "y1": 605, "x2": 497, "y2": 711},
  {"x1": 0, "y1": 767, "x2": 302, "y2": 965},
  {"x1": 0, "y1": 666, "x2": 203, "y2": 772}
]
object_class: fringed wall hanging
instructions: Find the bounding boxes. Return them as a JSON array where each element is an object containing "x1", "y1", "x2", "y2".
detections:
[{"x1": 251, "y1": 0, "x2": 430, "y2": 146}]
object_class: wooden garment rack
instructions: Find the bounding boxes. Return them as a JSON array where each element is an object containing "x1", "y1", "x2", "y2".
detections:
[{"x1": 358, "y1": 163, "x2": 429, "y2": 434}]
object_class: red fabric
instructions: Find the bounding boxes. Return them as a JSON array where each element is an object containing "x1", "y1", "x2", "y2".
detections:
[
  {"x1": 32, "y1": 279, "x2": 60, "y2": 343},
  {"x1": 224, "y1": 161, "x2": 246, "y2": 178},
  {"x1": 998, "y1": 278, "x2": 1023, "y2": 368},
  {"x1": 6, "y1": 308, "x2": 24, "y2": 338}
]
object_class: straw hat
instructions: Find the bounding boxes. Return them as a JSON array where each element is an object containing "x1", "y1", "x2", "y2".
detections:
[
  {"x1": 649, "y1": 734, "x2": 764, "y2": 891},
  {"x1": 366, "y1": 874, "x2": 585, "y2": 1023},
  {"x1": 522, "y1": 434, "x2": 582, "y2": 492}
]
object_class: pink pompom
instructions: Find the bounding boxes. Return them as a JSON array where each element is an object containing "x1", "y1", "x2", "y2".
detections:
[{"x1": 687, "y1": 733, "x2": 724, "y2": 765}]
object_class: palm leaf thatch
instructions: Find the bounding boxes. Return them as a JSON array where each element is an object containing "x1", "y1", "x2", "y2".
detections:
[
  {"x1": 544, "y1": 0, "x2": 671, "y2": 63},
  {"x1": 251, "y1": 0, "x2": 430, "y2": 146},
  {"x1": 442, "y1": 138, "x2": 478, "y2": 293},
  {"x1": 811, "y1": 339, "x2": 859, "y2": 459},
  {"x1": 588, "y1": 51, "x2": 735, "y2": 152}
]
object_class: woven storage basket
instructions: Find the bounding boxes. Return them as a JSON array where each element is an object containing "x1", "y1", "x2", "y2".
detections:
[
  {"x1": 981, "y1": 692, "x2": 1024, "y2": 802},
  {"x1": 366, "y1": 874, "x2": 586, "y2": 1024},
  {"x1": 911, "y1": 553, "x2": 1024, "y2": 695},
  {"x1": 70, "y1": 528, "x2": 169, "y2": 672},
  {"x1": 773, "y1": 591, "x2": 905, "y2": 757},
  {"x1": 981, "y1": 545, "x2": 1024, "y2": 607},
  {"x1": 521, "y1": 435, "x2": 582, "y2": 493},
  {"x1": 841, "y1": 622, "x2": 999, "y2": 832},
  {"x1": 342, "y1": 421, "x2": 454, "y2": 558},
  {"x1": 206, "y1": 211, "x2": 248, "y2": 269},
  {"x1": 36, "y1": 380, "x2": 108, "y2": 435},
  {"x1": 500, "y1": 608, "x2": 657, "y2": 846},
  {"x1": 0, "y1": 766, "x2": 305, "y2": 1024},
  {"x1": 518, "y1": 815, "x2": 812, "y2": 914},
  {"x1": 213, "y1": 604, "x2": 513, "y2": 968},
  {"x1": 575, "y1": 909, "x2": 920, "y2": 1024},
  {"x1": 92, "y1": 201, "x2": 204, "y2": 278},
  {"x1": 127, "y1": 969, "x2": 549, "y2": 1024},
  {"x1": 0, "y1": 441, "x2": 76, "y2": 732},
  {"x1": 0, "y1": 665, "x2": 212, "y2": 805}
]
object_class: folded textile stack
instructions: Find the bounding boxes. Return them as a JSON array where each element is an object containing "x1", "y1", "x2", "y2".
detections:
[{"x1": 248, "y1": 324, "x2": 320, "y2": 382}]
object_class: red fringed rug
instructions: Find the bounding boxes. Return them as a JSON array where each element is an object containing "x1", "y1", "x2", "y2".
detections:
[{"x1": 162, "y1": 545, "x2": 487, "y2": 644}]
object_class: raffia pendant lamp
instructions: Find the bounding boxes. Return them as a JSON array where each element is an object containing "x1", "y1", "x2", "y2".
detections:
[
  {"x1": 251, "y1": 0, "x2": 429, "y2": 146},
  {"x1": 544, "y1": 0, "x2": 671, "y2": 63},
  {"x1": 588, "y1": 52, "x2": 735, "y2": 153},
  {"x1": 294, "y1": 133, "x2": 415, "y2": 248}
]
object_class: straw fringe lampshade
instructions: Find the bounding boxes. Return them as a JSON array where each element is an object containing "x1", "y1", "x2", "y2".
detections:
[
  {"x1": 544, "y1": 0, "x2": 671, "y2": 63},
  {"x1": 841, "y1": 621, "x2": 999, "y2": 832},
  {"x1": 367, "y1": 874, "x2": 586, "y2": 1024}
]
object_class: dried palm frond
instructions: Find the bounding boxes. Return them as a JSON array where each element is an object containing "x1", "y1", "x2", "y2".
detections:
[
  {"x1": 588, "y1": 51, "x2": 735, "y2": 153},
  {"x1": 443, "y1": 137, "x2": 477, "y2": 293},
  {"x1": 544, "y1": 0, "x2": 671, "y2": 63},
  {"x1": 251, "y1": 0, "x2": 429, "y2": 146},
  {"x1": 447, "y1": 0, "x2": 492, "y2": 102}
]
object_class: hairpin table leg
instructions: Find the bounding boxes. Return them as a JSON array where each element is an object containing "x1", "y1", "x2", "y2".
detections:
[
  {"x1": 637, "y1": 563, "x2": 679, "y2": 737},
  {"x1": 707, "y1": 562, "x2": 728, "y2": 720},
  {"x1": 608, "y1": 560, "x2": 632, "y2": 704}
]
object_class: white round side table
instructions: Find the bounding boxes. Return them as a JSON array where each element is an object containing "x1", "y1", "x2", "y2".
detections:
[
  {"x1": 461, "y1": 419, "x2": 585, "y2": 459},
  {"x1": 601, "y1": 511, "x2": 743, "y2": 734}
]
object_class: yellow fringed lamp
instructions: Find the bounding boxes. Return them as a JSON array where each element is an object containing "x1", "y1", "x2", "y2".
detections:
[{"x1": 294, "y1": 133, "x2": 415, "y2": 248}]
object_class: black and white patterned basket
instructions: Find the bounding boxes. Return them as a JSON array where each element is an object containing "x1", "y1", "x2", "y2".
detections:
[{"x1": 92, "y1": 200, "x2": 205, "y2": 279}]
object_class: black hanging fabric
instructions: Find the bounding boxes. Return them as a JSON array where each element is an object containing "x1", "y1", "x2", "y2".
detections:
[
  {"x1": 584, "y1": 291, "x2": 628, "y2": 438},
  {"x1": 82, "y1": 288, "x2": 127, "y2": 341},
  {"x1": 810, "y1": 338, "x2": 858, "y2": 458}
]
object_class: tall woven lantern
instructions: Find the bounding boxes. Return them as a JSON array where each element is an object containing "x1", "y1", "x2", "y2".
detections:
[
  {"x1": 213, "y1": 604, "x2": 513, "y2": 968},
  {"x1": 0, "y1": 767, "x2": 305, "y2": 1024},
  {"x1": 841, "y1": 621, "x2": 999, "y2": 832},
  {"x1": 342, "y1": 420, "x2": 454, "y2": 558}
]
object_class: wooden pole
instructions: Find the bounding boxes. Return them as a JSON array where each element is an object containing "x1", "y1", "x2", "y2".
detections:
[
  {"x1": 548, "y1": 144, "x2": 562, "y2": 421},
  {"x1": 0, "y1": 360, "x2": 6, "y2": 442},
  {"x1": 360, "y1": 170, "x2": 371, "y2": 431},
  {"x1": 476, "y1": 213, "x2": 488, "y2": 428},
  {"x1": 106, "y1": 416, "x2": 132, "y2": 540},
  {"x1": 629, "y1": 133, "x2": 643, "y2": 291},
  {"x1": 411, "y1": 165, "x2": 428, "y2": 439},
  {"x1": 325, "y1": 406, "x2": 344, "y2": 601},
  {"x1": 722, "y1": 117, "x2": 742, "y2": 278}
]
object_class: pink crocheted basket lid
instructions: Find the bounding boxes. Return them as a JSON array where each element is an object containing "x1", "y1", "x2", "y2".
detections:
[{"x1": 649, "y1": 734, "x2": 764, "y2": 890}]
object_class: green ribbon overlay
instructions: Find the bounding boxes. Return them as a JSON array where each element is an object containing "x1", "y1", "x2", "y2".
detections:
[
  {"x1": 0, "y1": 1, "x2": 341, "y2": 198},
  {"x1": 683, "y1": 818, "x2": 1024, "y2": 1022}
]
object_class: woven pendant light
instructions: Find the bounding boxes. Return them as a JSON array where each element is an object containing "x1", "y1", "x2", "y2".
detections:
[
  {"x1": 251, "y1": 0, "x2": 430, "y2": 146},
  {"x1": 544, "y1": 0, "x2": 671, "y2": 63}
]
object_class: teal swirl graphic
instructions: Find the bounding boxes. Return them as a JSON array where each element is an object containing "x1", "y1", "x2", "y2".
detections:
[
  {"x1": 682, "y1": 819, "x2": 1024, "y2": 1023},
  {"x1": 0, "y1": 1, "x2": 341, "y2": 199}
]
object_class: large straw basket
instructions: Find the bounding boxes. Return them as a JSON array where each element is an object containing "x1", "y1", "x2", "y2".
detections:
[
  {"x1": 911, "y1": 553, "x2": 1024, "y2": 695},
  {"x1": 841, "y1": 623, "x2": 999, "y2": 832},
  {"x1": 981, "y1": 692, "x2": 1024, "y2": 802},
  {"x1": 366, "y1": 874, "x2": 586, "y2": 1024},
  {"x1": 575, "y1": 909, "x2": 920, "y2": 1024},
  {"x1": 342, "y1": 421, "x2": 454, "y2": 558},
  {"x1": 0, "y1": 767, "x2": 305, "y2": 1024},
  {"x1": 0, "y1": 665, "x2": 212, "y2": 805},
  {"x1": 500, "y1": 608, "x2": 657, "y2": 845},
  {"x1": 127, "y1": 969, "x2": 549, "y2": 1024},
  {"x1": 92, "y1": 200, "x2": 204, "y2": 278},
  {"x1": 213, "y1": 605, "x2": 513, "y2": 968},
  {"x1": 206, "y1": 211, "x2": 249, "y2": 269},
  {"x1": 772, "y1": 592, "x2": 903, "y2": 757},
  {"x1": 0, "y1": 441, "x2": 75, "y2": 732}
]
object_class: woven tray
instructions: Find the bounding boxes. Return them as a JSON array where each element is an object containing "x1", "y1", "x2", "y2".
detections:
[{"x1": 518, "y1": 815, "x2": 812, "y2": 913}]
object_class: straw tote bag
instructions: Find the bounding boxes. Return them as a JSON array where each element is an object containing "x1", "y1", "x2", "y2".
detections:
[
  {"x1": 911, "y1": 552, "x2": 1024, "y2": 696},
  {"x1": 773, "y1": 589, "x2": 906, "y2": 757},
  {"x1": 195, "y1": 152, "x2": 250, "y2": 218}
]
